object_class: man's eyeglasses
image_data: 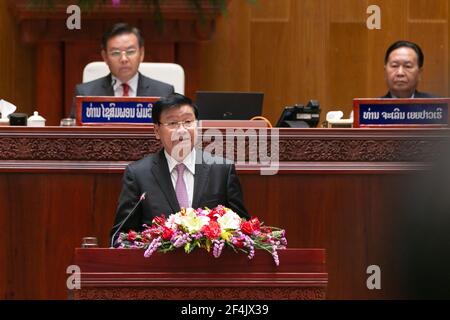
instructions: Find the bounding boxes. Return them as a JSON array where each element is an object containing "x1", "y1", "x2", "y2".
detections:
[
  {"x1": 159, "y1": 120, "x2": 197, "y2": 129},
  {"x1": 108, "y1": 48, "x2": 138, "y2": 58}
]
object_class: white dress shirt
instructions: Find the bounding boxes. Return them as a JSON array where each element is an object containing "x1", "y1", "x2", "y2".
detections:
[
  {"x1": 112, "y1": 73, "x2": 139, "y2": 97},
  {"x1": 390, "y1": 92, "x2": 415, "y2": 98},
  {"x1": 164, "y1": 149, "x2": 196, "y2": 208}
]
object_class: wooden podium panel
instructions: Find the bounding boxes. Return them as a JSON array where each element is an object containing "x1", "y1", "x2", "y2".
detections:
[{"x1": 71, "y1": 248, "x2": 327, "y2": 300}]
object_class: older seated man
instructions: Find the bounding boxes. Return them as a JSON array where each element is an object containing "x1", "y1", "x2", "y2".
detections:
[{"x1": 382, "y1": 40, "x2": 435, "y2": 98}]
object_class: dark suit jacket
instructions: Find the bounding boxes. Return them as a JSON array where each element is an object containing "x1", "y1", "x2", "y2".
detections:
[
  {"x1": 382, "y1": 90, "x2": 436, "y2": 98},
  {"x1": 110, "y1": 149, "x2": 249, "y2": 241},
  {"x1": 70, "y1": 72, "x2": 174, "y2": 118}
]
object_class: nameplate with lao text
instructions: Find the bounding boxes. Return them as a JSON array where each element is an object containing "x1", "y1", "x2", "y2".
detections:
[
  {"x1": 353, "y1": 98, "x2": 449, "y2": 128},
  {"x1": 76, "y1": 96, "x2": 160, "y2": 125}
]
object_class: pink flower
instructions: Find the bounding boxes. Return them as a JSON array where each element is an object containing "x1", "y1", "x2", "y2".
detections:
[
  {"x1": 152, "y1": 215, "x2": 166, "y2": 227},
  {"x1": 161, "y1": 226, "x2": 174, "y2": 241},
  {"x1": 249, "y1": 217, "x2": 261, "y2": 232},
  {"x1": 127, "y1": 230, "x2": 137, "y2": 241},
  {"x1": 261, "y1": 226, "x2": 272, "y2": 234},
  {"x1": 201, "y1": 221, "x2": 221, "y2": 240},
  {"x1": 232, "y1": 238, "x2": 244, "y2": 248},
  {"x1": 241, "y1": 217, "x2": 261, "y2": 235},
  {"x1": 147, "y1": 225, "x2": 163, "y2": 238},
  {"x1": 240, "y1": 221, "x2": 255, "y2": 235},
  {"x1": 111, "y1": 0, "x2": 121, "y2": 7},
  {"x1": 210, "y1": 205, "x2": 227, "y2": 219}
]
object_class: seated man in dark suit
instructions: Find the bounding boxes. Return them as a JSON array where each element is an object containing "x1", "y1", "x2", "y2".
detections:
[
  {"x1": 382, "y1": 40, "x2": 435, "y2": 98},
  {"x1": 110, "y1": 93, "x2": 249, "y2": 244},
  {"x1": 70, "y1": 23, "x2": 174, "y2": 118}
]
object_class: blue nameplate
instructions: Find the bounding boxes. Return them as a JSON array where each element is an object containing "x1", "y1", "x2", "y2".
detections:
[
  {"x1": 76, "y1": 96, "x2": 160, "y2": 125},
  {"x1": 353, "y1": 98, "x2": 450, "y2": 127}
]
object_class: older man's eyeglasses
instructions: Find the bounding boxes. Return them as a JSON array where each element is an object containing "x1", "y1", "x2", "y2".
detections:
[
  {"x1": 108, "y1": 48, "x2": 138, "y2": 58},
  {"x1": 159, "y1": 119, "x2": 197, "y2": 129}
]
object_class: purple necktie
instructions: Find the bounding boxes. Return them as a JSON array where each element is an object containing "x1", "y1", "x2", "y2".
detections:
[{"x1": 175, "y1": 163, "x2": 189, "y2": 209}]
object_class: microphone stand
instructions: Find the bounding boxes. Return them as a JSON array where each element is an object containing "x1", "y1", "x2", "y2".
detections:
[{"x1": 110, "y1": 192, "x2": 147, "y2": 248}]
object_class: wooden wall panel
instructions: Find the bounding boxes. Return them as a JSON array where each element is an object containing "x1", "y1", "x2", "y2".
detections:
[
  {"x1": 250, "y1": 0, "x2": 332, "y2": 122},
  {"x1": 328, "y1": 0, "x2": 368, "y2": 115},
  {"x1": 251, "y1": 0, "x2": 291, "y2": 21},
  {"x1": 250, "y1": 0, "x2": 293, "y2": 123},
  {"x1": 0, "y1": 177, "x2": 8, "y2": 298},
  {"x1": 366, "y1": 0, "x2": 408, "y2": 98},
  {"x1": 329, "y1": 0, "x2": 368, "y2": 23},
  {"x1": 5, "y1": 173, "x2": 121, "y2": 299},
  {"x1": 251, "y1": 21, "x2": 294, "y2": 123},
  {"x1": 8, "y1": 174, "x2": 94, "y2": 298},
  {"x1": 287, "y1": 0, "x2": 329, "y2": 116},
  {"x1": 177, "y1": 42, "x2": 199, "y2": 100},
  {"x1": 199, "y1": 0, "x2": 450, "y2": 125},
  {"x1": 64, "y1": 42, "x2": 102, "y2": 118},
  {"x1": 36, "y1": 43, "x2": 64, "y2": 126},
  {"x1": 0, "y1": 1, "x2": 33, "y2": 296},
  {"x1": 409, "y1": 0, "x2": 447, "y2": 20},
  {"x1": 0, "y1": 169, "x2": 419, "y2": 299},
  {"x1": 408, "y1": 23, "x2": 448, "y2": 97},
  {"x1": 198, "y1": 0, "x2": 252, "y2": 92},
  {"x1": 241, "y1": 173, "x2": 410, "y2": 299},
  {"x1": 328, "y1": 23, "x2": 368, "y2": 113},
  {"x1": 0, "y1": 1, "x2": 35, "y2": 117}
]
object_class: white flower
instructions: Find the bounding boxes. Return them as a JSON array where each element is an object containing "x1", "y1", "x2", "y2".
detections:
[
  {"x1": 180, "y1": 209, "x2": 210, "y2": 233},
  {"x1": 198, "y1": 208, "x2": 210, "y2": 216},
  {"x1": 217, "y1": 210, "x2": 241, "y2": 230},
  {"x1": 184, "y1": 207, "x2": 197, "y2": 216},
  {"x1": 165, "y1": 212, "x2": 183, "y2": 230}
]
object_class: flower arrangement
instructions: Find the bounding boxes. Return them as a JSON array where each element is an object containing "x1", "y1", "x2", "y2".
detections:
[{"x1": 116, "y1": 206, "x2": 287, "y2": 265}]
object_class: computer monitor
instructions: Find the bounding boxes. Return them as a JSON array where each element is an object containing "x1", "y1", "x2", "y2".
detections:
[{"x1": 195, "y1": 91, "x2": 264, "y2": 120}]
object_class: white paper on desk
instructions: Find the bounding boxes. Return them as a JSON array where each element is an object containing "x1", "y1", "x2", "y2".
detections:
[
  {"x1": 0, "y1": 99, "x2": 17, "y2": 119},
  {"x1": 326, "y1": 111, "x2": 344, "y2": 122}
]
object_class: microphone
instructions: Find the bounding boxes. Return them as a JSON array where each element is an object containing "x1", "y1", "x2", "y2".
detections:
[
  {"x1": 110, "y1": 192, "x2": 147, "y2": 248},
  {"x1": 111, "y1": 78, "x2": 117, "y2": 87}
]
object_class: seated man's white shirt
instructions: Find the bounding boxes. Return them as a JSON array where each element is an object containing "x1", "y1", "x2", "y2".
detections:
[
  {"x1": 112, "y1": 73, "x2": 139, "y2": 97},
  {"x1": 390, "y1": 92, "x2": 415, "y2": 98}
]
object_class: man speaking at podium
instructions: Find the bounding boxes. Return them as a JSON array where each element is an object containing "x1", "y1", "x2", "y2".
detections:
[
  {"x1": 110, "y1": 93, "x2": 249, "y2": 244},
  {"x1": 70, "y1": 23, "x2": 174, "y2": 118},
  {"x1": 382, "y1": 40, "x2": 435, "y2": 99}
]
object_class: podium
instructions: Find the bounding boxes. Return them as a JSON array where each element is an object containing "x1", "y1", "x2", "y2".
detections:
[{"x1": 71, "y1": 248, "x2": 327, "y2": 300}]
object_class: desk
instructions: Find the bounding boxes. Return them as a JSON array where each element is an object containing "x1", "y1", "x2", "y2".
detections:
[{"x1": 0, "y1": 127, "x2": 448, "y2": 299}]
